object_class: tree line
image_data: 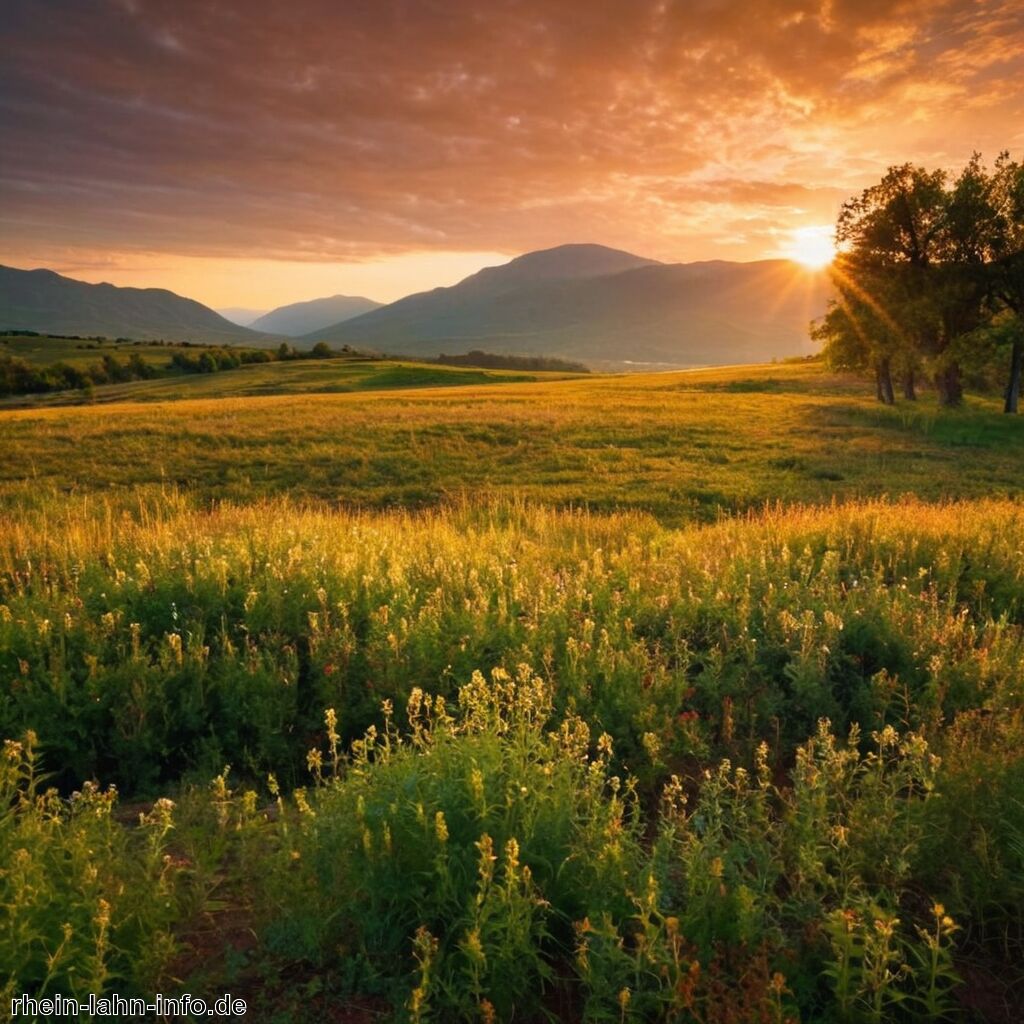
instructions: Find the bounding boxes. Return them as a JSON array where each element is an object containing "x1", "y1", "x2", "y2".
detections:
[
  {"x1": 815, "y1": 153, "x2": 1024, "y2": 412},
  {"x1": 0, "y1": 352, "x2": 159, "y2": 397},
  {"x1": 0, "y1": 342, "x2": 360, "y2": 398},
  {"x1": 434, "y1": 349, "x2": 590, "y2": 373}
]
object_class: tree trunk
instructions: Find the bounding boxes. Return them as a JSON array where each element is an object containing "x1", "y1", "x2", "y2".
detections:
[
  {"x1": 935, "y1": 362, "x2": 963, "y2": 407},
  {"x1": 876, "y1": 358, "x2": 895, "y2": 405},
  {"x1": 1006, "y1": 338, "x2": 1023, "y2": 414},
  {"x1": 903, "y1": 369, "x2": 917, "y2": 401}
]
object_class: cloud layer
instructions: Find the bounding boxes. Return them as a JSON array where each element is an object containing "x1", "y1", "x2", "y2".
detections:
[{"x1": 2, "y1": 0, "x2": 1022, "y2": 286}]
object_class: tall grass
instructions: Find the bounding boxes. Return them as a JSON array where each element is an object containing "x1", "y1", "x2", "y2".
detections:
[{"x1": 1, "y1": 496, "x2": 1022, "y2": 1019}]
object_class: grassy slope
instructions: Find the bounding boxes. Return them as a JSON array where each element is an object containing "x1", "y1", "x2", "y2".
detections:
[
  {"x1": 0, "y1": 354, "x2": 577, "y2": 409},
  {"x1": 0, "y1": 333, "x2": 182, "y2": 368},
  {"x1": 1, "y1": 361, "x2": 1020, "y2": 518}
]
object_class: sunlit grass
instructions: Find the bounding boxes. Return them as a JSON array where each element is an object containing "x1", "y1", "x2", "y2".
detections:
[
  {"x1": 2, "y1": 362, "x2": 1020, "y2": 521},
  {"x1": 2, "y1": 361, "x2": 1023, "y2": 1019}
]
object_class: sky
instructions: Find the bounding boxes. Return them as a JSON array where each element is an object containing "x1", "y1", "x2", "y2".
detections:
[{"x1": 1, "y1": 0, "x2": 1023, "y2": 309}]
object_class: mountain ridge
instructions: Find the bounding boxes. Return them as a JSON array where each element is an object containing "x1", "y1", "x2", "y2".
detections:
[
  {"x1": 0, "y1": 265, "x2": 267, "y2": 344},
  {"x1": 303, "y1": 246, "x2": 832, "y2": 365},
  {"x1": 250, "y1": 294, "x2": 383, "y2": 336}
]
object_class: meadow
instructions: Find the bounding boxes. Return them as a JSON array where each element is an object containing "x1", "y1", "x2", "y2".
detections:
[
  {"x1": 0, "y1": 333, "x2": 181, "y2": 369},
  {"x1": 2, "y1": 362, "x2": 1023, "y2": 520},
  {"x1": 1, "y1": 362, "x2": 1022, "y2": 1022},
  {"x1": 0, "y1": 359, "x2": 569, "y2": 410}
]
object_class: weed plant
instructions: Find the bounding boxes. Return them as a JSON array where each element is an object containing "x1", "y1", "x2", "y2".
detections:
[{"x1": 1, "y1": 496, "x2": 1022, "y2": 1019}]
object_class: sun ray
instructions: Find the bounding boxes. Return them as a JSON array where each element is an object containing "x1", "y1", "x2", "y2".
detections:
[{"x1": 783, "y1": 225, "x2": 837, "y2": 269}]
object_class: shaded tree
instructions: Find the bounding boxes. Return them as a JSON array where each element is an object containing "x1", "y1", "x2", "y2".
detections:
[
  {"x1": 988, "y1": 154, "x2": 1024, "y2": 412},
  {"x1": 834, "y1": 164, "x2": 977, "y2": 406}
]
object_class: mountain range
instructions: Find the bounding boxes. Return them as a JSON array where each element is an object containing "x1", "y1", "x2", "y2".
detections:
[
  {"x1": 216, "y1": 307, "x2": 268, "y2": 327},
  {"x1": 2, "y1": 245, "x2": 832, "y2": 366},
  {"x1": 302, "y1": 245, "x2": 832, "y2": 366},
  {"x1": 250, "y1": 294, "x2": 382, "y2": 336},
  {"x1": 0, "y1": 265, "x2": 263, "y2": 345}
]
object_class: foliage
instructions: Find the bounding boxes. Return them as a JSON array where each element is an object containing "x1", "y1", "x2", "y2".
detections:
[
  {"x1": 0, "y1": 495, "x2": 1022, "y2": 1016},
  {"x1": 819, "y1": 153, "x2": 1024, "y2": 410},
  {"x1": 0, "y1": 733, "x2": 184, "y2": 1006},
  {"x1": 2, "y1": 356, "x2": 1023, "y2": 1019},
  {"x1": 435, "y1": 349, "x2": 591, "y2": 373}
]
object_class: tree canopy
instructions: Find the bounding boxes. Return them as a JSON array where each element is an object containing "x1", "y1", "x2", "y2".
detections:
[{"x1": 817, "y1": 153, "x2": 1024, "y2": 412}]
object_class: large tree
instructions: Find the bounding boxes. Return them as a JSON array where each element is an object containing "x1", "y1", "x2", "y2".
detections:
[
  {"x1": 814, "y1": 261, "x2": 915, "y2": 404},
  {"x1": 819, "y1": 154, "x2": 1024, "y2": 409},
  {"x1": 831, "y1": 163, "x2": 993, "y2": 407},
  {"x1": 988, "y1": 154, "x2": 1024, "y2": 413}
]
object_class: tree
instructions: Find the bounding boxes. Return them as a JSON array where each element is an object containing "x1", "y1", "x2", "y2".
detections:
[
  {"x1": 988, "y1": 154, "x2": 1024, "y2": 412},
  {"x1": 813, "y1": 275, "x2": 900, "y2": 403},
  {"x1": 828, "y1": 159, "x2": 1024, "y2": 407},
  {"x1": 831, "y1": 162, "x2": 958, "y2": 399}
]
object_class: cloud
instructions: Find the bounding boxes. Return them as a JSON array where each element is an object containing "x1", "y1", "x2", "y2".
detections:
[{"x1": 1, "y1": 0, "x2": 1021, "y2": 273}]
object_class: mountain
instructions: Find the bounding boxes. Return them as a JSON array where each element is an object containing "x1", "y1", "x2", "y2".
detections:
[
  {"x1": 0, "y1": 265, "x2": 266, "y2": 344},
  {"x1": 302, "y1": 245, "x2": 831, "y2": 366},
  {"x1": 217, "y1": 307, "x2": 269, "y2": 327},
  {"x1": 250, "y1": 294, "x2": 383, "y2": 336},
  {"x1": 446, "y1": 243, "x2": 661, "y2": 293}
]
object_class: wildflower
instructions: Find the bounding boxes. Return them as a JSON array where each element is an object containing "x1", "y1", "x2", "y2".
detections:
[
  {"x1": 476, "y1": 833, "x2": 496, "y2": 888},
  {"x1": 434, "y1": 811, "x2": 449, "y2": 844},
  {"x1": 294, "y1": 787, "x2": 315, "y2": 817},
  {"x1": 469, "y1": 766, "x2": 485, "y2": 805},
  {"x1": 505, "y1": 836, "x2": 520, "y2": 874},
  {"x1": 462, "y1": 927, "x2": 485, "y2": 964},
  {"x1": 642, "y1": 731, "x2": 662, "y2": 761},
  {"x1": 94, "y1": 897, "x2": 111, "y2": 929}
]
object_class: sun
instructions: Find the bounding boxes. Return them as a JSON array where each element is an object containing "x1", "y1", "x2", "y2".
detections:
[{"x1": 784, "y1": 225, "x2": 836, "y2": 269}]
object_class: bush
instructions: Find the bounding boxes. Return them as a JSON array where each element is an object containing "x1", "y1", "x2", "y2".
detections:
[{"x1": 0, "y1": 734, "x2": 184, "y2": 1005}]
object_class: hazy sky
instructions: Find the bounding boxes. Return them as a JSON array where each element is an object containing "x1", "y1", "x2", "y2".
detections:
[{"x1": 2, "y1": 0, "x2": 1022, "y2": 307}]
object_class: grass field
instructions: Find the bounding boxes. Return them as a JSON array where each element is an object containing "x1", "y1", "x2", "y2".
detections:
[
  {"x1": 2, "y1": 361, "x2": 1021, "y2": 518},
  {"x1": 0, "y1": 332, "x2": 190, "y2": 368},
  {"x1": 0, "y1": 356, "x2": 574, "y2": 409},
  {"x1": 1, "y1": 361, "x2": 1022, "y2": 1022}
]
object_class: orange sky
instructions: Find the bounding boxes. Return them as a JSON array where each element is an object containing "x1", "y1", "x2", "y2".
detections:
[{"x1": 2, "y1": 0, "x2": 1022, "y2": 308}]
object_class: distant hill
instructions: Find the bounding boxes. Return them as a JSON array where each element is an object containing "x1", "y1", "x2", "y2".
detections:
[
  {"x1": 0, "y1": 265, "x2": 266, "y2": 344},
  {"x1": 250, "y1": 294, "x2": 383, "y2": 336},
  {"x1": 303, "y1": 245, "x2": 831, "y2": 366},
  {"x1": 216, "y1": 307, "x2": 269, "y2": 327}
]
